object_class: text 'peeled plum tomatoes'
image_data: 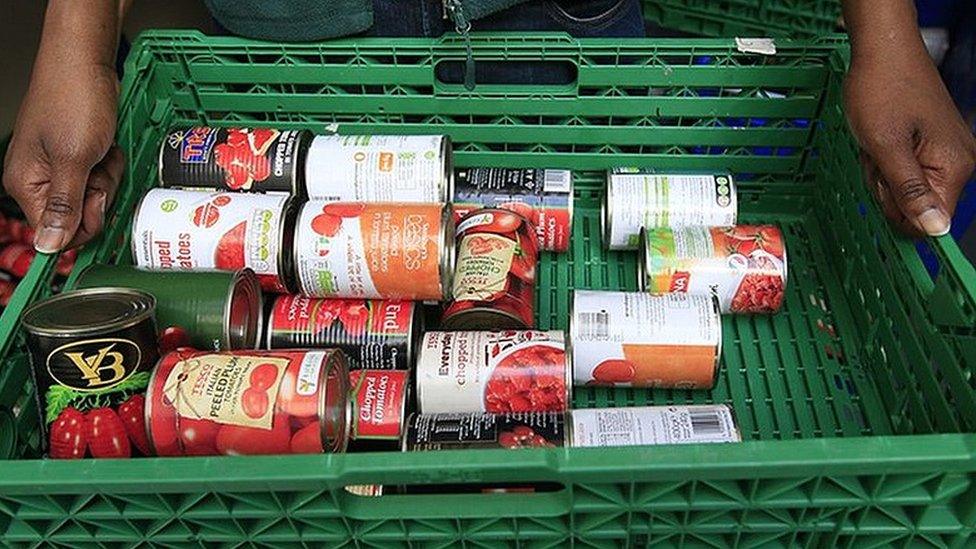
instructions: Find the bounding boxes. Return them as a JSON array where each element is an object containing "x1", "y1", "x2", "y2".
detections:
[
  {"x1": 417, "y1": 331, "x2": 570, "y2": 414},
  {"x1": 145, "y1": 348, "x2": 349, "y2": 457},
  {"x1": 442, "y1": 208, "x2": 539, "y2": 330}
]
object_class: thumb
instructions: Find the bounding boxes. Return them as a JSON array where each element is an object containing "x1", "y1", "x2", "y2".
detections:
[
  {"x1": 873, "y1": 140, "x2": 951, "y2": 237},
  {"x1": 33, "y1": 165, "x2": 88, "y2": 253}
]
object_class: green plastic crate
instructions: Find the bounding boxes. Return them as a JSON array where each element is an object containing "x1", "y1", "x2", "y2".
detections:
[
  {"x1": 0, "y1": 31, "x2": 974, "y2": 546},
  {"x1": 644, "y1": 0, "x2": 842, "y2": 38}
]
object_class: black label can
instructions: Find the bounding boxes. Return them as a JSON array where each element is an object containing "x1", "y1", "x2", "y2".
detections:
[
  {"x1": 159, "y1": 127, "x2": 310, "y2": 195},
  {"x1": 21, "y1": 288, "x2": 160, "y2": 459},
  {"x1": 404, "y1": 412, "x2": 566, "y2": 451}
]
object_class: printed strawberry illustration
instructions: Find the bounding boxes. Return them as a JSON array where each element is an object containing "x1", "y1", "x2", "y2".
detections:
[
  {"x1": 311, "y1": 213, "x2": 342, "y2": 237},
  {"x1": 214, "y1": 221, "x2": 246, "y2": 269}
]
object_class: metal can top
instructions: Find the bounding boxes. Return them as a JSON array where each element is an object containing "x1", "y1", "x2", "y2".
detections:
[
  {"x1": 439, "y1": 203, "x2": 457, "y2": 301},
  {"x1": 601, "y1": 172, "x2": 614, "y2": 250},
  {"x1": 227, "y1": 269, "x2": 264, "y2": 350},
  {"x1": 636, "y1": 227, "x2": 649, "y2": 291},
  {"x1": 441, "y1": 306, "x2": 529, "y2": 331},
  {"x1": 22, "y1": 287, "x2": 156, "y2": 338},
  {"x1": 319, "y1": 349, "x2": 353, "y2": 454}
]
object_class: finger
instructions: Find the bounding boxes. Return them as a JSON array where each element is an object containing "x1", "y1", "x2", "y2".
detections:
[
  {"x1": 65, "y1": 149, "x2": 124, "y2": 249},
  {"x1": 2, "y1": 140, "x2": 48, "y2": 228},
  {"x1": 872, "y1": 140, "x2": 951, "y2": 237},
  {"x1": 861, "y1": 154, "x2": 916, "y2": 233},
  {"x1": 33, "y1": 163, "x2": 89, "y2": 253}
]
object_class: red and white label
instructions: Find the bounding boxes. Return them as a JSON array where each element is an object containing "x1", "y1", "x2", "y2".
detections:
[{"x1": 349, "y1": 369, "x2": 408, "y2": 439}]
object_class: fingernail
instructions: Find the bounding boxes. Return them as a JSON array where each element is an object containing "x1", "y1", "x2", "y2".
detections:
[
  {"x1": 34, "y1": 227, "x2": 67, "y2": 254},
  {"x1": 917, "y1": 208, "x2": 951, "y2": 237}
]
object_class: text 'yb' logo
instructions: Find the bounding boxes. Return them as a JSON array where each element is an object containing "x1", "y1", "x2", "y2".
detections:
[{"x1": 47, "y1": 339, "x2": 142, "y2": 391}]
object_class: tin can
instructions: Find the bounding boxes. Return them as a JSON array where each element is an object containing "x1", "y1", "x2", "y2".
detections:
[
  {"x1": 452, "y1": 168, "x2": 573, "y2": 252},
  {"x1": 417, "y1": 331, "x2": 570, "y2": 414},
  {"x1": 404, "y1": 412, "x2": 566, "y2": 451},
  {"x1": 638, "y1": 225, "x2": 788, "y2": 313},
  {"x1": 21, "y1": 288, "x2": 159, "y2": 458},
  {"x1": 570, "y1": 405, "x2": 741, "y2": 446},
  {"x1": 442, "y1": 209, "x2": 538, "y2": 330},
  {"x1": 266, "y1": 295, "x2": 420, "y2": 370},
  {"x1": 76, "y1": 265, "x2": 263, "y2": 351},
  {"x1": 159, "y1": 126, "x2": 309, "y2": 194},
  {"x1": 131, "y1": 188, "x2": 296, "y2": 293},
  {"x1": 293, "y1": 201, "x2": 454, "y2": 301},
  {"x1": 570, "y1": 290, "x2": 721, "y2": 389},
  {"x1": 145, "y1": 348, "x2": 350, "y2": 456},
  {"x1": 347, "y1": 369, "x2": 410, "y2": 452},
  {"x1": 304, "y1": 135, "x2": 452, "y2": 202},
  {"x1": 0, "y1": 243, "x2": 36, "y2": 278},
  {"x1": 603, "y1": 169, "x2": 737, "y2": 250}
]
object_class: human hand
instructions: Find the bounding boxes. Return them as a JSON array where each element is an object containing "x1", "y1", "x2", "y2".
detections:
[{"x1": 844, "y1": 44, "x2": 976, "y2": 237}]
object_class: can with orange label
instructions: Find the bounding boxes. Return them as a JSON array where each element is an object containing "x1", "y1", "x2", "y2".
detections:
[
  {"x1": 570, "y1": 290, "x2": 721, "y2": 389},
  {"x1": 293, "y1": 201, "x2": 455, "y2": 301}
]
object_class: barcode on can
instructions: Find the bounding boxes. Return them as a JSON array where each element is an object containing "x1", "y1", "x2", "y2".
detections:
[
  {"x1": 570, "y1": 405, "x2": 740, "y2": 447},
  {"x1": 543, "y1": 170, "x2": 572, "y2": 193},
  {"x1": 577, "y1": 311, "x2": 609, "y2": 341},
  {"x1": 689, "y1": 409, "x2": 723, "y2": 436}
]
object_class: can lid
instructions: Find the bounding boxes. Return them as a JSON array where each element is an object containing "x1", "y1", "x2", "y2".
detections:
[
  {"x1": 226, "y1": 269, "x2": 263, "y2": 350},
  {"x1": 22, "y1": 288, "x2": 156, "y2": 337},
  {"x1": 636, "y1": 228, "x2": 649, "y2": 291},
  {"x1": 441, "y1": 307, "x2": 528, "y2": 331},
  {"x1": 439, "y1": 204, "x2": 456, "y2": 301},
  {"x1": 318, "y1": 350, "x2": 352, "y2": 454}
]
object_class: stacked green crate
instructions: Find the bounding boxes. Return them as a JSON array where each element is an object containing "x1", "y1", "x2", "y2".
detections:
[{"x1": 644, "y1": 0, "x2": 842, "y2": 37}]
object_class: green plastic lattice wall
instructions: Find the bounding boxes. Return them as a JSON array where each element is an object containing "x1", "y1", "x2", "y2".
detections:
[{"x1": 643, "y1": 0, "x2": 842, "y2": 38}]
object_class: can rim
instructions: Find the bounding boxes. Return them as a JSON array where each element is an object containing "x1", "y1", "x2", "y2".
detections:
[
  {"x1": 414, "y1": 333, "x2": 431, "y2": 414},
  {"x1": 441, "y1": 135, "x2": 454, "y2": 204},
  {"x1": 778, "y1": 224, "x2": 789, "y2": 287},
  {"x1": 225, "y1": 268, "x2": 263, "y2": 350},
  {"x1": 401, "y1": 412, "x2": 416, "y2": 452},
  {"x1": 709, "y1": 293, "x2": 723, "y2": 390},
  {"x1": 405, "y1": 302, "x2": 422, "y2": 372},
  {"x1": 601, "y1": 172, "x2": 613, "y2": 250},
  {"x1": 318, "y1": 350, "x2": 352, "y2": 454},
  {"x1": 564, "y1": 170, "x2": 575, "y2": 253},
  {"x1": 278, "y1": 196, "x2": 299, "y2": 294},
  {"x1": 439, "y1": 203, "x2": 456, "y2": 301},
  {"x1": 567, "y1": 291, "x2": 578, "y2": 385},
  {"x1": 636, "y1": 228, "x2": 649, "y2": 292},
  {"x1": 441, "y1": 307, "x2": 529, "y2": 331},
  {"x1": 292, "y1": 203, "x2": 310, "y2": 296},
  {"x1": 263, "y1": 295, "x2": 277, "y2": 350},
  {"x1": 292, "y1": 130, "x2": 312, "y2": 199},
  {"x1": 720, "y1": 403, "x2": 744, "y2": 442},
  {"x1": 21, "y1": 287, "x2": 157, "y2": 337},
  {"x1": 558, "y1": 329, "x2": 573, "y2": 410}
]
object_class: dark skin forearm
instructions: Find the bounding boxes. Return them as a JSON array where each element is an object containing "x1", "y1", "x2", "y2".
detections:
[{"x1": 34, "y1": 0, "x2": 127, "y2": 76}]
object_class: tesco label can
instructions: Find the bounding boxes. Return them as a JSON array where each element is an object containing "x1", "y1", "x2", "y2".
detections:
[
  {"x1": 570, "y1": 290, "x2": 721, "y2": 389},
  {"x1": 293, "y1": 201, "x2": 454, "y2": 301},
  {"x1": 603, "y1": 169, "x2": 737, "y2": 250},
  {"x1": 131, "y1": 189, "x2": 295, "y2": 293},
  {"x1": 570, "y1": 405, "x2": 741, "y2": 446},
  {"x1": 416, "y1": 330, "x2": 570, "y2": 414},
  {"x1": 304, "y1": 135, "x2": 452, "y2": 202}
]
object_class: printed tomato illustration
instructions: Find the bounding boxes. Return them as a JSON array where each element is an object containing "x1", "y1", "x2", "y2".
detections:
[
  {"x1": 192, "y1": 202, "x2": 220, "y2": 228},
  {"x1": 338, "y1": 300, "x2": 369, "y2": 335},
  {"x1": 498, "y1": 425, "x2": 554, "y2": 449},
  {"x1": 499, "y1": 201, "x2": 534, "y2": 223},
  {"x1": 481, "y1": 210, "x2": 523, "y2": 234},
  {"x1": 49, "y1": 407, "x2": 88, "y2": 459},
  {"x1": 159, "y1": 325, "x2": 191, "y2": 354},
  {"x1": 278, "y1": 361, "x2": 319, "y2": 417},
  {"x1": 484, "y1": 345, "x2": 566, "y2": 413},
  {"x1": 215, "y1": 415, "x2": 291, "y2": 455},
  {"x1": 311, "y1": 213, "x2": 342, "y2": 237},
  {"x1": 179, "y1": 418, "x2": 220, "y2": 456},
  {"x1": 212, "y1": 194, "x2": 232, "y2": 207},
  {"x1": 731, "y1": 274, "x2": 785, "y2": 313},
  {"x1": 248, "y1": 128, "x2": 278, "y2": 153},
  {"x1": 214, "y1": 221, "x2": 246, "y2": 270},
  {"x1": 290, "y1": 422, "x2": 323, "y2": 454},
  {"x1": 249, "y1": 363, "x2": 279, "y2": 391},
  {"x1": 117, "y1": 394, "x2": 151, "y2": 455},
  {"x1": 87, "y1": 408, "x2": 131, "y2": 458},
  {"x1": 323, "y1": 202, "x2": 366, "y2": 218},
  {"x1": 592, "y1": 359, "x2": 637, "y2": 384},
  {"x1": 242, "y1": 388, "x2": 271, "y2": 419},
  {"x1": 148, "y1": 399, "x2": 180, "y2": 456}
]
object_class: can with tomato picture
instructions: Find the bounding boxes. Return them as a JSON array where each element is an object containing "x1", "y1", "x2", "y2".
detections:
[
  {"x1": 347, "y1": 369, "x2": 410, "y2": 452},
  {"x1": 404, "y1": 412, "x2": 566, "y2": 451},
  {"x1": 131, "y1": 188, "x2": 297, "y2": 294},
  {"x1": 76, "y1": 265, "x2": 263, "y2": 351},
  {"x1": 416, "y1": 331, "x2": 570, "y2": 414},
  {"x1": 293, "y1": 201, "x2": 454, "y2": 301},
  {"x1": 638, "y1": 225, "x2": 788, "y2": 313},
  {"x1": 570, "y1": 290, "x2": 721, "y2": 389},
  {"x1": 452, "y1": 168, "x2": 573, "y2": 252},
  {"x1": 304, "y1": 134, "x2": 452, "y2": 202},
  {"x1": 145, "y1": 348, "x2": 350, "y2": 457},
  {"x1": 265, "y1": 295, "x2": 420, "y2": 370},
  {"x1": 21, "y1": 288, "x2": 160, "y2": 459},
  {"x1": 603, "y1": 169, "x2": 737, "y2": 250},
  {"x1": 442, "y1": 209, "x2": 538, "y2": 330},
  {"x1": 570, "y1": 405, "x2": 741, "y2": 447},
  {"x1": 159, "y1": 127, "x2": 310, "y2": 195}
]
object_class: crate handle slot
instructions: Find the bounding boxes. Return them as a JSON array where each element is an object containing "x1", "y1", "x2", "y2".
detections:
[{"x1": 341, "y1": 482, "x2": 571, "y2": 520}]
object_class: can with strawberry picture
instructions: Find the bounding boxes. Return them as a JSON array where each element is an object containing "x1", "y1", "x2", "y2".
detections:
[
  {"x1": 159, "y1": 127, "x2": 310, "y2": 194},
  {"x1": 304, "y1": 134, "x2": 452, "y2": 202},
  {"x1": 131, "y1": 188, "x2": 297, "y2": 293},
  {"x1": 570, "y1": 290, "x2": 721, "y2": 389},
  {"x1": 347, "y1": 369, "x2": 410, "y2": 452},
  {"x1": 638, "y1": 225, "x2": 788, "y2": 313},
  {"x1": 603, "y1": 169, "x2": 737, "y2": 250},
  {"x1": 442, "y1": 209, "x2": 538, "y2": 330},
  {"x1": 404, "y1": 411, "x2": 566, "y2": 451},
  {"x1": 266, "y1": 295, "x2": 420, "y2": 370},
  {"x1": 416, "y1": 331, "x2": 570, "y2": 414},
  {"x1": 452, "y1": 168, "x2": 573, "y2": 252},
  {"x1": 293, "y1": 201, "x2": 454, "y2": 301},
  {"x1": 145, "y1": 348, "x2": 350, "y2": 456},
  {"x1": 21, "y1": 288, "x2": 160, "y2": 458}
]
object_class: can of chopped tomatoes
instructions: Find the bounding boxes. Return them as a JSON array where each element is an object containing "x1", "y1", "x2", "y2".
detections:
[
  {"x1": 159, "y1": 127, "x2": 309, "y2": 195},
  {"x1": 304, "y1": 135, "x2": 452, "y2": 202},
  {"x1": 265, "y1": 295, "x2": 421, "y2": 370},
  {"x1": 570, "y1": 290, "x2": 721, "y2": 389},
  {"x1": 77, "y1": 265, "x2": 263, "y2": 352},
  {"x1": 638, "y1": 225, "x2": 788, "y2": 313},
  {"x1": 570, "y1": 405, "x2": 741, "y2": 446},
  {"x1": 347, "y1": 369, "x2": 410, "y2": 452},
  {"x1": 442, "y1": 209, "x2": 538, "y2": 330},
  {"x1": 293, "y1": 201, "x2": 454, "y2": 301},
  {"x1": 452, "y1": 168, "x2": 573, "y2": 252},
  {"x1": 21, "y1": 288, "x2": 159, "y2": 459},
  {"x1": 131, "y1": 189, "x2": 296, "y2": 294},
  {"x1": 145, "y1": 348, "x2": 350, "y2": 456},
  {"x1": 603, "y1": 169, "x2": 737, "y2": 250},
  {"x1": 416, "y1": 330, "x2": 569, "y2": 414},
  {"x1": 404, "y1": 412, "x2": 566, "y2": 451}
]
